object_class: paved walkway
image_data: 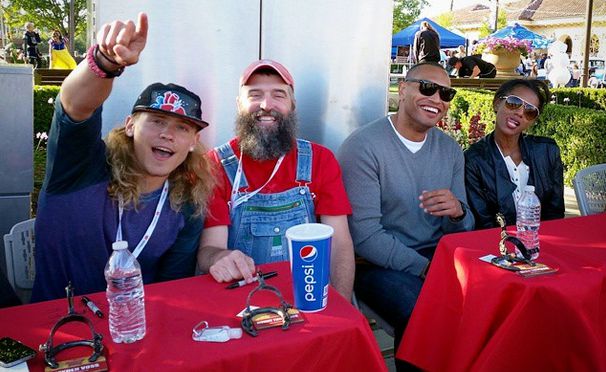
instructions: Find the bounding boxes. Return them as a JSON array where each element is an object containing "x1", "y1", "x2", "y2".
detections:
[
  {"x1": 564, "y1": 186, "x2": 580, "y2": 217},
  {"x1": 374, "y1": 186, "x2": 580, "y2": 371}
]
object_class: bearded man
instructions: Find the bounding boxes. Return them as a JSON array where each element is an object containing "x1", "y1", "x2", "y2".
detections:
[{"x1": 197, "y1": 60, "x2": 354, "y2": 299}]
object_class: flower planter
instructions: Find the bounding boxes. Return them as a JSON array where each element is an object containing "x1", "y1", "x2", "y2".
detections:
[{"x1": 482, "y1": 51, "x2": 521, "y2": 78}]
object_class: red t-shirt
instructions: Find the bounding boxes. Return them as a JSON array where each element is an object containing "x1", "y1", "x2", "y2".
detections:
[{"x1": 204, "y1": 138, "x2": 352, "y2": 227}]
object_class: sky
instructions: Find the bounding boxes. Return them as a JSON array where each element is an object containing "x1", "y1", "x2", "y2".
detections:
[{"x1": 420, "y1": 0, "x2": 488, "y2": 18}]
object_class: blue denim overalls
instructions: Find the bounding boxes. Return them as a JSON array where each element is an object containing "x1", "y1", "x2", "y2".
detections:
[{"x1": 215, "y1": 139, "x2": 316, "y2": 263}]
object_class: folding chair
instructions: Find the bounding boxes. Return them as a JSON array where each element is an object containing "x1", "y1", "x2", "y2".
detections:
[
  {"x1": 572, "y1": 164, "x2": 606, "y2": 216},
  {"x1": 3, "y1": 218, "x2": 36, "y2": 304}
]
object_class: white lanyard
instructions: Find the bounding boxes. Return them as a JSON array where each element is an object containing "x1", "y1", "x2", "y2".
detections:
[
  {"x1": 230, "y1": 150, "x2": 284, "y2": 210},
  {"x1": 116, "y1": 180, "x2": 169, "y2": 258}
]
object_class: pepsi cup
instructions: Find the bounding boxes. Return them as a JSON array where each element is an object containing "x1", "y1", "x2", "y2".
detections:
[{"x1": 286, "y1": 223, "x2": 333, "y2": 313}]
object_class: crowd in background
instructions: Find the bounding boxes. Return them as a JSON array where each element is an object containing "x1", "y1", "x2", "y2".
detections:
[
  {"x1": 392, "y1": 21, "x2": 601, "y2": 87},
  {"x1": 395, "y1": 43, "x2": 591, "y2": 88},
  {"x1": 1, "y1": 21, "x2": 79, "y2": 69}
]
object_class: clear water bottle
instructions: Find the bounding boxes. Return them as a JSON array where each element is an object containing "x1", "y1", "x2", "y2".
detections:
[
  {"x1": 105, "y1": 241, "x2": 146, "y2": 343},
  {"x1": 516, "y1": 185, "x2": 541, "y2": 260}
]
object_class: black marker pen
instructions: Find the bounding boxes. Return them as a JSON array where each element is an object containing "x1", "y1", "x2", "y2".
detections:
[
  {"x1": 82, "y1": 296, "x2": 104, "y2": 318},
  {"x1": 226, "y1": 271, "x2": 278, "y2": 289}
]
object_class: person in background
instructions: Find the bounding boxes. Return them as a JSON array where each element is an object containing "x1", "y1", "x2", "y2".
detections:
[
  {"x1": 23, "y1": 22, "x2": 42, "y2": 68},
  {"x1": 439, "y1": 49, "x2": 448, "y2": 68},
  {"x1": 529, "y1": 63, "x2": 539, "y2": 78},
  {"x1": 197, "y1": 59, "x2": 355, "y2": 300},
  {"x1": 337, "y1": 62, "x2": 474, "y2": 368},
  {"x1": 412, "y1": 21, "x2": 441, "y2": 64},
  {"x1": 537, "y1": 53, "x2": 548, "y2": 69},
  {"x1": 516, "y1": 57, "x2": 528, "y2": 76},
  {"x1": 48, "y1": 29, "x2": 77, "y2": 69},
  {"x1": 568, "y1": 63, "x2": 581, "y2": 87},
  {"x1": 32, "y1": 13, "x2": 216, "y2": 301},
  {"x1": 464, "y1": 79, "x2": 564, "y2": 229},
  {"x1": 447, "y1": 55, "x2": 496, "y2": 78},
  {"x1": 455, "y1": 45, "x2": 466, "y2": 58},
  {"x1": 523, "y1": 55, "x2": 534, "y2": 75}
]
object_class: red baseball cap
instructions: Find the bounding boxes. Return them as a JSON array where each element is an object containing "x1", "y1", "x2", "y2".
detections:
[{"x1": 240, "y1": 59, "x2": 295, "y2": 90}]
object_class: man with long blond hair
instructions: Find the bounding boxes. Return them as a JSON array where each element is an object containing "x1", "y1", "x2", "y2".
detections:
[{"x1": 32, "y1": 13, "x2": 215, "y2": 301}]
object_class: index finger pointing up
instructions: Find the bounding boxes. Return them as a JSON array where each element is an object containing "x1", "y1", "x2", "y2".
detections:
[{"x1": 135, "y1": 12, "x2": 148, "y2": 41}]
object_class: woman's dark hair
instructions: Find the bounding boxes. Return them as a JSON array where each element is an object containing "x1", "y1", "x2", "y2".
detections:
[
  {"x1": 52, "y1": 29, "x2": 63, "y2": 41},
  {"x1": 493, "y1": 79, "x2": 550, "y2": 113}
]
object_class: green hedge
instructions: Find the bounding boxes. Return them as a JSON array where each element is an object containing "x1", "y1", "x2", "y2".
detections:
[
  {"x1": 445, "y1": 89, "x2": 606, "y2": 186},
  {"x1": 552, "y1": 87, "x2": 606, "y2": 111},
  {"x1": 34, "y1": 85, "x2": 60, "y2": 135},
  {"x1": 529, "y1": 105, "x2": 606, "y2": 185},
  {"x1": 448, "y1": 89, "x2": 495, "y2": 134},
  {"x1": 391, "y1": 87, "x2": 606, "y2": 112}
]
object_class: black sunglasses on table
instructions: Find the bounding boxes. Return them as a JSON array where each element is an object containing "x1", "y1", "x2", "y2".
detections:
[
  {"x1": 499, "y1": 95, "x2": 540, "y2": 120},
  {"x1": 405, "y1": 78, "x2": 457, "y2": 102}
]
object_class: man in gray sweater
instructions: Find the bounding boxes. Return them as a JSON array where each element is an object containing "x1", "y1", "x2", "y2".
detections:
[{"x1": 337, "y1": 62, "x2": 474, "y2": 365}]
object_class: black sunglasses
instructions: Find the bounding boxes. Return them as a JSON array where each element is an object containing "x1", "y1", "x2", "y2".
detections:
[
  {"x1": 500, "y1": 95, "x2": 540, "y2": 120},
  {"x1": 405, "y1": 78, "x2": 457, "y2": 102}
]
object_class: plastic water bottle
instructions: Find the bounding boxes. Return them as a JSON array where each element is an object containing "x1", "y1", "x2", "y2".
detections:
[
  {"x1": 516, "y1": 185, "x2": 541, "y2": 260},
  {"x1": 105, "y1": 241, "x2": 146, "y2": 343}
]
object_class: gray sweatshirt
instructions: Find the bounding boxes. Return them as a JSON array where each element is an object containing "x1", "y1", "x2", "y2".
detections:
[{"x1": 337, "y1": 116, "x2": 474, "y2": 276}]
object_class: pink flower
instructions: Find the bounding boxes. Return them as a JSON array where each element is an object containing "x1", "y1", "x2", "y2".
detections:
[{"x1": 472, "y1": 37, "x2": 533, "y2": 57}]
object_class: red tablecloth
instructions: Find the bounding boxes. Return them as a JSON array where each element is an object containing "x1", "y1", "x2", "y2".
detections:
[
  {"x1": 0, "y1": 262, "x2": 386, "y2": 371},
  {"x1": 397, "y1": 214, "x2": 606, "y2": 372}
]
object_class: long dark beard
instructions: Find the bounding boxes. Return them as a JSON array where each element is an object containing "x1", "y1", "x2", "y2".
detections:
[{"x1": 236, "y1": 110, "x2": 298, "y2": 160}]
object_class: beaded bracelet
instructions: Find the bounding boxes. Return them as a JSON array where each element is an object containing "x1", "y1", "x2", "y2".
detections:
[{"x1": 86, "y1": 45, "x2": 124, "y2": 79}]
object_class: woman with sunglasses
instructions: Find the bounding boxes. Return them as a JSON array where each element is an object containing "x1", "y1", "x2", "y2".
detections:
[{"x1": 464, "y1": 79, "x2": 564, "y2": 229}]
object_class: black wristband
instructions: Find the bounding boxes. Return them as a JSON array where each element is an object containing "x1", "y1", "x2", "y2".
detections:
[
  {"x1": 449, "y1": 200, "x2": 467, "y2": 222},
  {"x1": 93, "y1": 45, "x2": 124, "y2": 78},
  {"x1": 97, "y1": 47, "x2": 120, "y2": 65}
]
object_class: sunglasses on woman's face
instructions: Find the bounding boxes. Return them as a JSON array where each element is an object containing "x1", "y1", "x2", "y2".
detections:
[
  {"x1": 500, "y1": 95, "x2": 540, "y2": 120},
  {"x1": 405, "y1": 78, "x2": 457, "y2": 102}
]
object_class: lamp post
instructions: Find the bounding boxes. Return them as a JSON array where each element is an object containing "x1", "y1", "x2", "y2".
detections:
[
  {"x1": 69, "y1": 0, "x2": 74, "y2": 55},
  {"x1": 0, "y1": 6, "x2": 5, "y2": 49},
  {"x1": 493, "y1": 0, "x2": 499, "y2": 32},
  {"x1": 581, "y1": 0, "x2": 593, "y2": 87}
]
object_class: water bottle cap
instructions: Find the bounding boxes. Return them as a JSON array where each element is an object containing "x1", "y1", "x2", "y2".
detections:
[
  {"x1": 112, "y1": 241, "x2": 128, "y2": 250},
  {"x1": 525, "y1": 185, "x2": 535, "y2": 193}
]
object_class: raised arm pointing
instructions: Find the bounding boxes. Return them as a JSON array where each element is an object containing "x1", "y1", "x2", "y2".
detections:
[{"x1": 61, "y1": 12, "x2": 148, "y2": 121}]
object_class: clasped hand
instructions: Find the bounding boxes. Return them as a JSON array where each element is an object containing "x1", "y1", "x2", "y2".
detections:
[{"x1": 419, "y1": 189, "x2": 463, "y2": 219}]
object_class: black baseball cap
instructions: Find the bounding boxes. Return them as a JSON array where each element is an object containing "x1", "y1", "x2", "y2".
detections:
[{"x1": 132, "y1": 83, "x2": 209, "y2": 129}]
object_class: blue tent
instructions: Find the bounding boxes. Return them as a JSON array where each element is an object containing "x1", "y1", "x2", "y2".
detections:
[
  {"x1": 489, "y1": 23, "x2": 552, "y2": 49},
  {"x1": 392, "y1": 17, "x2": 467, "y2": 51}
]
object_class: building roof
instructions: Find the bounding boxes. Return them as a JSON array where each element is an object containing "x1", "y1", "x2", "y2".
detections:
[
  {"x1": 505, "y1": 0, "x2": 606, "y2": 21},
  {"x1": 450, "y1": 0, "x2": 606, "y2": 28}
]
